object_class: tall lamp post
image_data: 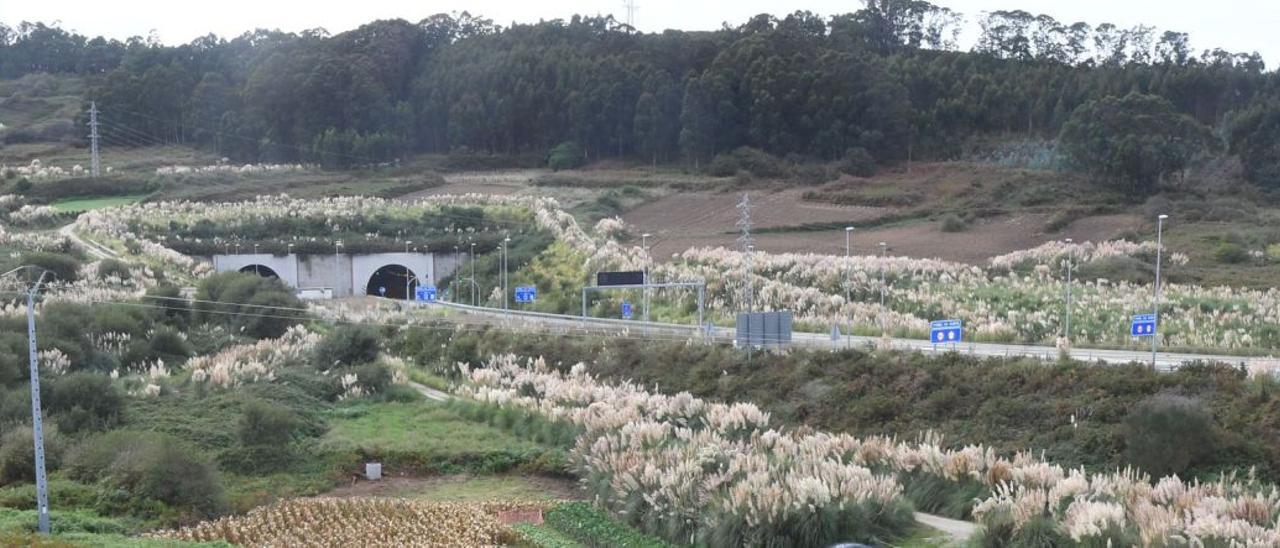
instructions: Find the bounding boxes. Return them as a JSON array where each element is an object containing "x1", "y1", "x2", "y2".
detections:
[
  {"x1": 335, "y1": 240, "x2": 343, "y2": 296},
  {"x1": 1063, "y1": 238, "x2": 1074, "y2": 347},
  {"x1": 3, "y1": 266, "x2": 52, "y2": 533},
  {"x1": 501, "y1": 236, "x2": 511, "y2": 311},
  {"x1": 844, "y1": 227, "x2": 854, "y2": 303},
  {"x1": 642, "y1": 233, "x2": 651, "y2": 322},
  {"x1": 878, "y1": 242, "x2": 888, "y2": 335},
  {"x1": 1152, "y1": 214, "x2": 1169, "y2": 368},
  {"x1": 469, "y1": 242, "x2": 477, "y2": 306}
]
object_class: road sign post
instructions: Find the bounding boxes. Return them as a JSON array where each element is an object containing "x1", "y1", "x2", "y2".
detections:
[
  {"x1": 514, "y1": 286, "x2": 537, "y2": 304},
  {"x1": 930, "y1": 319, "x2": 962, "y2": 349},
  {"x1": 415, "y1": 285, "x2": 437, "y2": 302},
  {"x1": 1130, "y1": 314, "x2": 1156, "y2": 337}
]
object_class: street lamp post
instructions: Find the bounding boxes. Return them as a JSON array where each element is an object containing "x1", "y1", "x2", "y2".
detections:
[
  {"x1": 642, "y1": 233, "x2": 651, "y2": 323},
  {"x1": 844, "y1": 227, "x2": 854, "y2": 303},
  {"x1": 1152, "y1": 214, "x2": 1168, "y2": 368},
  {"x1": 501, "y1": 237, "x2": 511, "y2": 311},
  {"x1": 844, "y1": 226, "x2": 854, "y2": 347},
  {"x1": 469, "y1": 242, "x2": 476, "y2": 306},
  {"x1": 1064, "y1": 238, "x2": 1073, "y2": 346},
  {"x1": 335, "y1": 240, "x2": 343, "y2": 296},
  {"x1": 879, "y1": 242, "x2": 888, "y2": 335}
]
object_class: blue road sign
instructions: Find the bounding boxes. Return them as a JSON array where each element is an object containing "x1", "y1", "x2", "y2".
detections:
[
  {"x1": 930, "y1": 319, "x2": 962, "y2": 344},
  {"x1": 621, "y1": 301, "x2": 633, "y2": 320},
  {"x1": 415, "y1": 285, "x2": 437, "y2": 302},
  {"x1": 514, "y1": 285, "x2": 537, "y2": 304},
  {"x1": 1130, "y1": 313, "x2": 1156, "y2": 337}
]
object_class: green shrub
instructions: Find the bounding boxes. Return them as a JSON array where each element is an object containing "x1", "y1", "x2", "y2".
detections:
[
  {"x1": 353, "y1": 362, "x2": 392, "y2": 395},
  {"x1": 194, "y1": 272, "x2": 306, "y2": 339},
  {"x1": 840, "y1": 147, "x2": 876, "y2": 177},
  {"x1": 46, "y1": 372, "x2": 124, "y2": 434},
  {"x1": 939, "y1": 214, "x2": 968, "y2": 232},
  {"x1": 1122, "y1": 394, "x2": 1218, "y2": 477},
  {"x1": 1075, "y1": 256, "x2": 1152, "y2": 284},
  {"x1": 67, "y1": 431, "x2": 224, "y2": 516},
  {"x1": 0, "y1": 425, "x2": 64, "y2": 486},
  {"x1": 142, "y1": 327, "x2": 193, "y2": 365},
  {"x1": 513, "y1": 523, "x2": 581, "y2": 548},
  {"x1": 18, "y1": 252, "x2": 80, "y2": 283},
  {"x1": 1214, "y1": 242, "x2": 1249, "y2": 264},
  {"x1": 145, "y1": 284, "x2": 190, "y2": 329},
  {"x1": 238, "y1": 399, "x2": 300, "y2": 447},
  {"x1": 708, "y1": 147, "x2": 784, "y2": 179},
  {"x1": 95, "y1": 259, "x2": 131, "y2": 281},
  {"x1": 545, "y1": 502, "x2": 669, "y2": 548},
  {"x1": 547, "y1": 141, "x2": 585, "y2": 171},
  {"x1": 314, "y1": 325, "x2": 380, "y2": 368}
]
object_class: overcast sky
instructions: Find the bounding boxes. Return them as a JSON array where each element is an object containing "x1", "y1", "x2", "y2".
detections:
[{"x1": 3, "y1": 0, "x2": 1276, "y2": 66}]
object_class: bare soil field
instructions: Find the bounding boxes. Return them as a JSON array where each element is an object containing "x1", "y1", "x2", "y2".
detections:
[
  {"x1": 639, "y1": 212, "x2": 1141, "y2": 264},
  {"x1": 401, "y1": 170, "x2": 541, "y2": 199},
  {"x1": 624, "y1": 189, "x2": 886, "y2": 258},
  {"x1": 323, "y1": 473, "x2": 584, "y2": 501}
]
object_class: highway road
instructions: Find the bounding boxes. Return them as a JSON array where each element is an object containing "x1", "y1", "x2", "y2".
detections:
[{"x1": 422, "y1": 300, "x2": 1270, "y2": 371}]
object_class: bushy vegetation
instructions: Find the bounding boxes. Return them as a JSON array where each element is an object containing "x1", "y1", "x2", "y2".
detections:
[
  {"x1": 0, "y1": 425, "x2": 64, "y2": 486},
  {"x1": 65, "y1": 431, "x2": 225, "y2": 517},
  {"x1": 1060, "y1": 93, "x2": 1215, "y2": 191},
  {"x1": 543, "y1": 502, "x2": 668, "y2": 548},
  {"x1": 397, "y1": 326, "x2": 1280, "y2": 485},
  {"x1": 193, "y1": 272, "x2": 306, "y2": 339},
  {"x1": 1122, "y1": 395, "x2": 1219, "y2": 478},
  {"x1": 313, "y1": 325, "x2": 380, "y2": 368}
]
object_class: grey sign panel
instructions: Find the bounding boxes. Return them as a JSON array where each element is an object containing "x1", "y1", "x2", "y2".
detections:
[
  {"x1": 735, "y1": 311, "x2": 794, "y2": 348},
  {"x1": 597, "y1": 271, "x2": 645, "y2": 286}
]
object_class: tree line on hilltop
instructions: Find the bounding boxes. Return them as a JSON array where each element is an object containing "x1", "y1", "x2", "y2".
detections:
[{"x1": 3, "y1": 1, "x2": 1280, "y2": 190}]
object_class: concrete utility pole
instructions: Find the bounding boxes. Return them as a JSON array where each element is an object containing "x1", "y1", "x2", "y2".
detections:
[
  {"x1": 469, "y1": 242, "x2": 477, "y2": 306},
  {"x1": 1152, "y1": 214, "x2": 1168, "y2": 368},
  {"x1": 88, "y1": 101, "x2": 100, "y2": 178},
  {"x1": 3, "y1": 267, "x2": 52, "y2": 533}
]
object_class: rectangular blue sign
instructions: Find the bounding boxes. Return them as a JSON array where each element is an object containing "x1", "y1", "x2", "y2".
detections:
[
  {"x1": 514, "y1": 285, "x2": 537, "y2": 303},
  {"x1": 930, "y1": 319, "x2": 962, "y2": 344},
  {"x1": 1130, "y1": 314, "x2": 1156, "y2": 336},
  {"x1": 621, "y1": 301, "x2": 633, "y2": 319},
  {"x1": 415, "y1": 285, "x2": 437, "y2": 302}
]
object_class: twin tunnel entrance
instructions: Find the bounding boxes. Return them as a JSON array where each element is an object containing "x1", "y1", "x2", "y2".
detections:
[
  {"x1": 238, "y1": 263, "x2": 419, "y2": 299},
  {"x1": 364, "y1": 264, "x2": 419, "y2": 299}
]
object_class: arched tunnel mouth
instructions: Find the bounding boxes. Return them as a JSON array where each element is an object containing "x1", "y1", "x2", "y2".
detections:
[
  {"x1": 366, "y1": 264, "x2": 418, "y2": 299},
  {"x1": 239, "y1": 264, "x2": 279, "y2": 279}
]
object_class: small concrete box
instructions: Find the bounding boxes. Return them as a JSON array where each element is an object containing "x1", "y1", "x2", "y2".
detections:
[{"x1": 365, "y1": 462, "x2": 382, "y2": 481}]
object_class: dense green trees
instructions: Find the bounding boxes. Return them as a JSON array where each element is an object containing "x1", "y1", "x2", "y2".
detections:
[
  {"x1": 5, "y1": 1, "x2": 1278, "y2": 179},
  {"x1": 1059, "y1": 93, "x2": 1215, "y2": 191}
]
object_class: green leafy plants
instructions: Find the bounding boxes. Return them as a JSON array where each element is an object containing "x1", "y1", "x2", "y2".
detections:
[{"x1": 544, "y1": 502, "x2": 668, "y2": 548}]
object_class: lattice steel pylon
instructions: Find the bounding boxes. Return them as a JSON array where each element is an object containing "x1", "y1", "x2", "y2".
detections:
[{"x1": 736, "y1": 193, "x2": 754, "y2": 313}]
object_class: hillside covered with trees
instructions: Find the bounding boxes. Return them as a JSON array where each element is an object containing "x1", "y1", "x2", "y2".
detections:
[{"x1": 3, "y1": 0, "x2": 1280, "y2": 190}]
